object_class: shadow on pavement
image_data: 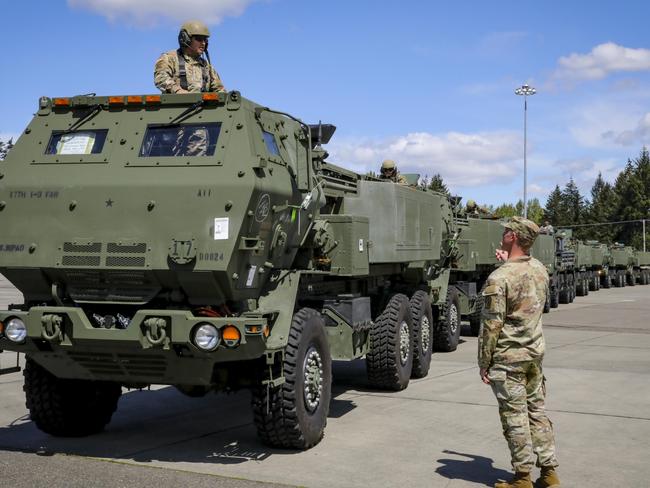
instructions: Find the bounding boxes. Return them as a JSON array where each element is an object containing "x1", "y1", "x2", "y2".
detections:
[
  {"x1": 436, "y1": 450, "x2": 511, "y2": 487},
  {"x1": 0, "y1": 362, "x2": 376, "y2": 465}
]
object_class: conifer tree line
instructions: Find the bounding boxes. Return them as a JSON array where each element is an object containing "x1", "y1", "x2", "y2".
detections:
[{"x1": 490, "y1": 147, "x2": 650, "y2": 249}]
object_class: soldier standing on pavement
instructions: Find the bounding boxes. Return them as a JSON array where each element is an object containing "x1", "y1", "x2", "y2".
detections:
[
  {"x1": 154, "y1": 20, "x2": 225, "y2": 94},
  {"x1": 379, "y1": 159, "x2": 408, "y2": 185},
  {"x1": 479, "y1": 216, "x2": 560, "y2": 488}
]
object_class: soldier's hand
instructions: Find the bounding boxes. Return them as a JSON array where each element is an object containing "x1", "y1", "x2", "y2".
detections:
[
  {"x1": 480, "y1": 368, "x2": 490, "y2": 384},
  {"x1": 495, "y1": 249, "x2": 509, "y2": 262}
]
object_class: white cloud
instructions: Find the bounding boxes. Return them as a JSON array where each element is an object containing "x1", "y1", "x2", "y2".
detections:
[
  {"x1": 0, "y1": 132, "x2": 20, "y2": 143},
  {"x1": 554, "y1": 42, "x2": 650, "y2": 82},
  {"x1": 527, "y1": 183, "x2": 547, "y2": 195},
  {"x1": 328, "y1": 131, "x2": 521, "y2": 187},
  {"x1": 68, "y1": 0, "x2": 260, "y2": 25},
  {"x1": 602, "y1": 112, "x2": 650, "y2": 146}
]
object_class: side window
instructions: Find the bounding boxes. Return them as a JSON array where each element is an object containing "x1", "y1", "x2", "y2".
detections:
[
  {"x1": 45, "y1": 130, "x2": 108, "y2": 155},
  {"x1": 139, "y1": 123, "x2": 221, "y2": 157},
  {"x1": 262, "y1": 130, "x2": 280, "y2": 157}
]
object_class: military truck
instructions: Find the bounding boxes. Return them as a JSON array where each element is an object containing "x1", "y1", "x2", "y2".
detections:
[
  {"x1": 0, "y1": 91, "x2": 469, "y2": 449},
  {"x1": 451, "y1": 212, "x2": 504, "y2": 335},
  {"x1": 633, "y1": 250, "x2": 650, "y2": 285},
  {"x1": 585, "y1": 241, "x2": 610, "y2": 289},
  {"x1": 609, "y1": 243, "x2": 635, "y2": 287}
]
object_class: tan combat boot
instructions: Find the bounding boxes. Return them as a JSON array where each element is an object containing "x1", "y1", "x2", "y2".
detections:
[
  {"x1": 535, "y1": 467, "x2": 560, "y2": 487},
  {"x1": 494, "y1": 472, "x2": 533, "y2": 488}
]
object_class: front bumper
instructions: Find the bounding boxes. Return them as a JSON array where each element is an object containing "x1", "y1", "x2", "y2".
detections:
[{"x1": 0, "y1": 307, "x2": 269, "y2": 385}]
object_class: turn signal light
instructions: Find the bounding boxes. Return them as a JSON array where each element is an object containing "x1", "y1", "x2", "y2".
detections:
[
  {"x1": 202, "y1": 93, "x2": 219, "y2": 102},
  {"x1": 0, "y1": 320, "x2": 4, "y2": 335},
  {"x1": 221, "y1": 325, "x2": 241, "y2": 348},
  {"x1": 53, "y1": 98, "x2": 70, "y2": 107}
]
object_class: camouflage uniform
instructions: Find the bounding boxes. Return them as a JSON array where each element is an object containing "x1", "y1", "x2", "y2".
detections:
[
  {"x1": 478, "y1": 222, "x2": 559, "y2": 475},
  {"x1": 154, "y1": 50, "x2": 225, "y2": 94}
]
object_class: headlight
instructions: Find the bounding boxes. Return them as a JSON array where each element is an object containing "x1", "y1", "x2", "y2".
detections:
[
  {"x1": 193, "y1": 323, "x2": 220, "y2": 351},
  {"x1": 5, "y1": 317, "x2": 27, "y2": 343}
]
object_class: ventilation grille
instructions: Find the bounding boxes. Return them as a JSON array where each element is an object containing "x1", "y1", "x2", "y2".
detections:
[
  {"x1": 59, "y1": 241, "x2": 148, "y2": 268},
  {"x1": 107, "y1": 243, "x2": 147, "y2": 254},
  {"x1": 65, "y1": 270, "x2": 159, "y2": 303},
  {"x1": 68, "y1": 352, "x2": 167, "y2": 378},
  {"x1": 62, "y1": 255, "x2": 101, "y2": 266},
  {"x1": 63, "y1": 242, "x2": 102, "y2": 253},
  {"x1": 106, "y1": 256, "x2": 146, "y2": 267}
]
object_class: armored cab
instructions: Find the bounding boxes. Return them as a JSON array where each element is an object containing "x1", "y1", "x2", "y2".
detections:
[
  {"x1": 450, "y1": 214, "x2": 503, "y2": 334},
  {"x1": 609, "y1": 244, "x2": 635, "y2": 287},
  {"x1": 0, "y1": 91, "x2": 459, "y2": 449},
  {"x1": 634, "y1": 250, "x2": 650, "y2": 284}
]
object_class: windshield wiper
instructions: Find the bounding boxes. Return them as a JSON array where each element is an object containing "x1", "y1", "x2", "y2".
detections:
[
  {"x1": 64, "y1": 104, "x2": 103, "y2": 133},
  {"x1": 166, "y1": 101, "x2": 205, "y2": 126}
]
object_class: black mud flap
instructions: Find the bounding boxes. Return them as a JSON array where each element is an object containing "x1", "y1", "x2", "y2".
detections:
[{"x1": 0, "y1": 351, "x2": 21, "y2": 375}]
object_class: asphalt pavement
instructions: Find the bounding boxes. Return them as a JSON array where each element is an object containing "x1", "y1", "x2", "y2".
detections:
[{"x1": 1, "y1": 275, "x2": 649, "y2": 487}]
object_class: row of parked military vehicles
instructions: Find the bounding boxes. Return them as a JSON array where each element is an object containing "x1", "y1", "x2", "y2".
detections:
[{"x1": 0, "y1": 91, "x2": 648, "y2": 449}]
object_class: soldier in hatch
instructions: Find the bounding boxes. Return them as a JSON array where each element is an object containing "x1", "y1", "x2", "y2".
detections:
[
  {"x1": 154, "y1": 20, "x2": 225, "y2": 94},
  {"x1": 379, "y1": 159, "x2": 408, "y2": 185},
  {"x1": 478, "y1": 217, "x2": 560, "y2": 488},
  {"x1": 154, "y1": 21, "x2": 226, "y2": 156}
]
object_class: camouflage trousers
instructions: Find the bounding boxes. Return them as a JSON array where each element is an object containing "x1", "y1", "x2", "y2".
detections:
[{"x1": 488, "y1": 360, "x2": 558, "y2": 473}]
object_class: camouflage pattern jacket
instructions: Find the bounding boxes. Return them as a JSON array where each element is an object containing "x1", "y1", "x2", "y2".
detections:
[
  {"x1": 478, "y1": 255, "x2": 548, "y2": 369},
  {"x1": 154, "y1": 50, "x2": 225, "y2": 94}
]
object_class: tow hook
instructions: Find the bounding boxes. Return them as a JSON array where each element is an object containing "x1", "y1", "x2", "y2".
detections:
[
  {"x1": 41, "y1": 314, "x2": 63, "y2": 342},
  {"x1": 143, "y1": 317, "x2": 169, "y2": 349}
]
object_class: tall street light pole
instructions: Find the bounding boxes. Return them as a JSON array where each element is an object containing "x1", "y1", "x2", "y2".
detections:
[{"x1": 515, "y1": 83, "x2": 536, "y2": 219}]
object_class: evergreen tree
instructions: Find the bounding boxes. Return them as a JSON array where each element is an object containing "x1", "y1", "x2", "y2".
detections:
[
  {"x1": 428, "y1": 173, "x2": 450, "y2": 196},
  {"x1": 544, "y1": 185, "x2": 563, "y2": 225},
  {"x1": 587, "y1": 172, "x2": 617, "y2": 243}
]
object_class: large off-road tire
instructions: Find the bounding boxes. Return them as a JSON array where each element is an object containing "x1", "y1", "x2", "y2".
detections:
[
  {"x1": 24, "y1": 357, "x2": 122, "y2": 437},
  {"x1": 410, "y1": 291, "x2": 433, "y2": 379},
  {"x1": 603, "y1": 274, "x2": 611, "y2": 288},
  {"x1": 468, "y1": 294, "x2": 484, "y2": 336},
  {"x1": 550, "y1": 286, "x2": 559, "y2": 308},
  {"x1": 576, "y1": 276, "x2": 585, "y2": 297},
  {"x1": 433, "y1": 287, "x2": 461, "y2": 352},
  {"x1": 583, "y1": 277, "x2": 589, "y2": 296},
  {"x1": 366, "y1": 294, "x2": 413, "y2": 390},
  {"x1": 559, "y1": 285, "x2": 570, "y2": 304},
  {"x1": 252, "y1": 308, "x2": 332, "y2": 449},
  {"x1": 627, "y1": 272, "x2": 636, "y2": 286}
]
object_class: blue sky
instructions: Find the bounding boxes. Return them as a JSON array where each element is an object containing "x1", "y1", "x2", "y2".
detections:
[{"x1": 3, "y1": 0, "x2": 650, "y2": 206}]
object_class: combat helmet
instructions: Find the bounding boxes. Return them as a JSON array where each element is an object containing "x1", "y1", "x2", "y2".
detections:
[
  {"x1": 381, "y1": 159, "x2": 397, "y2": 171},
  {"x1": 178, "y1": 20, "x2": 211, "y2": 48}
]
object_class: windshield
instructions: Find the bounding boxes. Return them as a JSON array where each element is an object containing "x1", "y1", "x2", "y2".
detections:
[
  {"x1": 45, "y1": 130, "x2": 108, "y2": 155},
  {"x1": 139, "y1": 123, "x2": 221, "y2": 157}
]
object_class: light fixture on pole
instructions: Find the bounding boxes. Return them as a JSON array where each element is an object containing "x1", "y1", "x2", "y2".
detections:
[{"x1": 515, "y1": 83, "x2": 536, "y2": 219}]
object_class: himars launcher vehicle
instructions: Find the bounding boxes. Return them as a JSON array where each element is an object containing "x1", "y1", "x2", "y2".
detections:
[
  {"x1": 1, "y1": 91, "x2": 648, "y2": 449},
  {"x1": 0, "y1": 91, "x2": 472, "y2": 449}
]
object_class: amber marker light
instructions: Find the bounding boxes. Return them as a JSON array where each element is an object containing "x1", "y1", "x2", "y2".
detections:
[
  {"x1": 127, "y1": 95, "x2": 143, "y2": 105},
  {"x1": 221, "y1": 325, "x2": 241, "y2": 347},
  {"x1": 145, "y1": 95, "x2": 161, "y2": 104},
  {"x1": 108, "y1": 96, "x2": 125, "y2": 105},
  {"x1": 202, "y1": 93, "x2": 219, "y2": 102},
  {"x1": 53, "y1": 98, "x2": 70, "y2": 107},
  {"x1": 0, "y1": 320, "x2": 4, "y2": 335}
]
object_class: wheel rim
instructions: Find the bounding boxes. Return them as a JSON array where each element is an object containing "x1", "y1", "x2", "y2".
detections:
[
  {"x1": 449, "y1": 304, "x2": 459, "y2": 335},
  {"x1": 399, "y1": 320, "x2": 410, "y2": 365},
  {"x1": 419, "y1": 316, "x2": 431, "y2": 354},
  {"x1": 303, "y1": 346, "x2": 324, "y2": 413}
]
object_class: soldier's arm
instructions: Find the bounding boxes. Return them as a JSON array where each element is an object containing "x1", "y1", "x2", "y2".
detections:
[
  {"x1": 154, "y1": 53, "x2": 184, "y2": 94},
  {"x1": 208, "y1": 65, "x2": 226, "y2": 93},
  {"x1": 477, "y1": 279, "x2": 506, "y2": 369}
]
